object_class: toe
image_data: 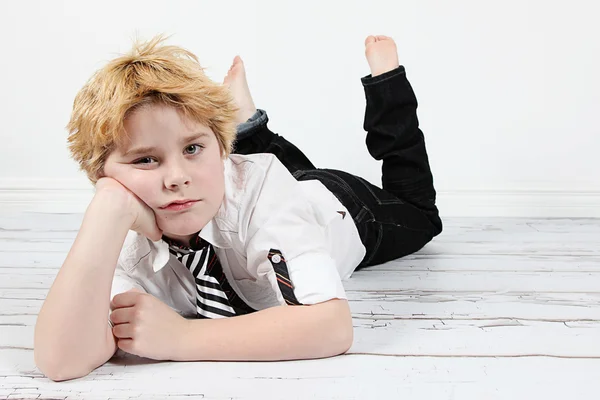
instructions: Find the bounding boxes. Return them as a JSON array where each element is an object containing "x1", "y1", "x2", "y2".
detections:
[{"x1": 365, "y1": 35, "x2": 376, "y2": 46}]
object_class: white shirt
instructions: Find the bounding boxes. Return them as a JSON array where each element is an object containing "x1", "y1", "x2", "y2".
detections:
[{"x1": 110, "y1": 153, "x2": 366, "y2": 318}]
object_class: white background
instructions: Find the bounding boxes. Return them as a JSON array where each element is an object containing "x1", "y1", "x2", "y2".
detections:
[{"x1": 0, "y1": 0, "x2": 598, "y2": 216}]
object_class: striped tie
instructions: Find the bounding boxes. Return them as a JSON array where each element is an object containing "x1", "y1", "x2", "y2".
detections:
[{"x1": 165, "y1": 235, "x2": 255, "y2": 319}]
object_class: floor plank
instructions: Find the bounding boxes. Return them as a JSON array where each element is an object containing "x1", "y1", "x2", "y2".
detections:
[{"x1": 0, "y1": 213, "x2": 599, "y2": 399}]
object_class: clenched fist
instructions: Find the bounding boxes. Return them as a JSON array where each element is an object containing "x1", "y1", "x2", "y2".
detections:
[{"x1": 110, "y1": 288, "x2": 190, "y2": 360}]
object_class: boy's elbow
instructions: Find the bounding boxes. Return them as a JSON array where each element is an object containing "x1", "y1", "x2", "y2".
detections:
[
  {"x1": 322, "y1": 299, "x2": 354, "y2": 356},
  {"x1": 321, "y1": 316, "x2": 353, "y2": 358},
  {"x1": 335, "y1": 321, "x2": 354, "y2": 355},
  {"x1": 35, "y1": 351, "x2": 90, "y2": 382},
  {"x1": 34, "y1": 334, "x2": 86, "y2": 381},
  {"x1": 34, "y1": 334, "x2": 115, "y2": 382},
  {"x1": 43, "y1": 368, "x2": 85, "y2": 382},
  {"x1": 36, "y1": 346, "x2": 112, "y2": 382}
]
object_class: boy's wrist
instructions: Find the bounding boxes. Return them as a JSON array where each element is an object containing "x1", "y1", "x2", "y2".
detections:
[
  {"x1": 173, "y1": 318, "x2": 199, "y2": 361},
  {"x1": 89, "y1": 189, "x2": 136, "y2": 227}
]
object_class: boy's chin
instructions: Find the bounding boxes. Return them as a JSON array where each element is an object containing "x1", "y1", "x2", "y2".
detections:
[{"x1": 158, "y1": 217, "x2": 207, "y2": 237}]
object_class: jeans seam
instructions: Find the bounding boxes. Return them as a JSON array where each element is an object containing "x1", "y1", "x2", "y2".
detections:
[
  {"x1": 361, "y1": 65, "x2": 406, "y2": 86},
  {"x1": 359, "y1": 221, "x2": 381, "y2": 267},
  {"x1": 318, "y1": 170, "x2": 372, "y2": 213},
  {"x1": 270, "y1": 141, "x2": 307, "y2": 173},
  {"x1": 355, "y1": 177, "x2": 405, "y2": 206}
]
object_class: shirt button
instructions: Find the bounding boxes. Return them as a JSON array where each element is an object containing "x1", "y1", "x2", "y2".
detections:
[{"x1": 271, "y1": 254, "x2": 281, "y2": 263}]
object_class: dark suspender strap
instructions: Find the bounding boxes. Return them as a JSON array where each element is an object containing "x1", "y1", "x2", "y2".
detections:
[{"x1": 268, "y1": 249, "x2": 302, "y2": 306}]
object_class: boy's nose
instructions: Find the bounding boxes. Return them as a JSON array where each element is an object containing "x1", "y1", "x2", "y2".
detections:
[
  {"x1": 166, "y1": 178, "x2": 190, "y2": 189},
  {"x1": 164, "y1": 165, "x2": 191, "y2": 188}
]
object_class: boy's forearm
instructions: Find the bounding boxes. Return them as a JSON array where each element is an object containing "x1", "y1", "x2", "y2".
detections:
[
  {"x1": 34, "y1": 192, "x2": 133, "y2": 380},
  {"x1": 175, "y1": 299, "x2": 353, "y2": 361}
]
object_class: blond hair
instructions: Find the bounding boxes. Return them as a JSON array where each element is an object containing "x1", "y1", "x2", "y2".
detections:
[{"x1": 66, "y1": 35, "x2": 238, "y2": 184}]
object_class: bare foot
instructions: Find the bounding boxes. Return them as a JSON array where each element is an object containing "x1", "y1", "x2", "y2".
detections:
[
  {"x1": 223, "y1": 56, "x2": 257, "y2": 125},
  {"x1": 364, "y1": 35, "x2": 400, "y2": 77}
]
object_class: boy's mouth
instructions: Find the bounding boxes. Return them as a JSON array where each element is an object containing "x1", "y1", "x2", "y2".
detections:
[{"x1": 160, "y1": 199, "x2": 200, "y2": 210}]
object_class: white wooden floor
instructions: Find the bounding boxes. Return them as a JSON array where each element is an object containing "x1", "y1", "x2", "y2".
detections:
[{"x1": 1, "y1": 213, "x2": 599, "y2": 399}]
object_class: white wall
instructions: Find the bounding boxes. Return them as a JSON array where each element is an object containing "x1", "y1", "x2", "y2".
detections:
[{"x1": 1, "y1": 0, "x2": 598, "y2": 216}]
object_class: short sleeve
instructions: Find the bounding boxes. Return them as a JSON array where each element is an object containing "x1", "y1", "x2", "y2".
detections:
[
  {"x1": 110, "y1": 231, "x2": 149, "y2": 299},
  {"x1": 271, "y1": 249, "x2": 347, "y2": 305},
  {"x1": 111, "y1": 266, "x2": 146, "y2": 299},
  {"x1": 108, "y1": 259, "x2": 147, "y2": 327},
  {"x1": 244, "y1": 192, "x2": 347, "y2": 306}
]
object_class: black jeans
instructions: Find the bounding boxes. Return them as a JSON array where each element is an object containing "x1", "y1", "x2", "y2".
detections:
[{"x1": 232, "y1": 65, "x2": 442, "y2": 269}]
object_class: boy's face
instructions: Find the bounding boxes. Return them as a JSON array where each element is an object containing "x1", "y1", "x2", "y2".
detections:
[{"x1": 103, "y1": 103, "x2": 226, "y2": 244}]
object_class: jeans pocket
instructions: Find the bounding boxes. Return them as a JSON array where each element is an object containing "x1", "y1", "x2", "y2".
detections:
[{"x1": 293, "y1": 169, "x2": 374, "y2": 225}]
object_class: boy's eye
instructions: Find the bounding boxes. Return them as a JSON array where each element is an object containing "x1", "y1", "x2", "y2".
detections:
[
  {"x1": 185, "y1": 144, "x2": 204, "y2": 155},
  {"x1": 133, "y1": 157, "x2": 155, "y2": 165}
]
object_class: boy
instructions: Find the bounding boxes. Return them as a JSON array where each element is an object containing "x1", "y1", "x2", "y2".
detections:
[{"x1": 34, "y1": 34, "x2": 442, "y2": 381}]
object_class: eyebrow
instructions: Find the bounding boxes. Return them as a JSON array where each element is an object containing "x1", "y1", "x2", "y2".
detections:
[{"x1": 121, "y1": 132, "x2": 210, "y2": 158}]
